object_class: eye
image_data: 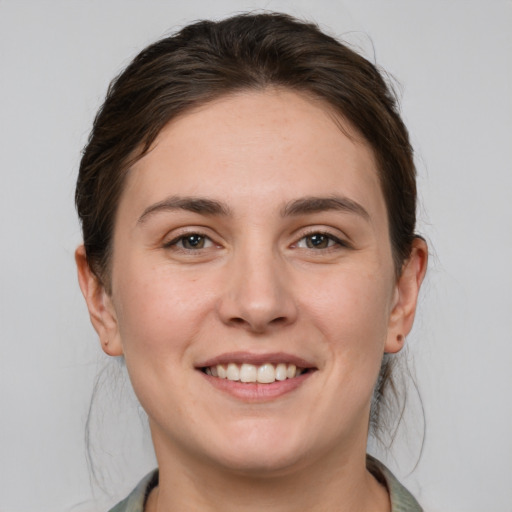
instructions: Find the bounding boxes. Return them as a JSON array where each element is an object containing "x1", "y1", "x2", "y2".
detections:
[
  {"x1": 167, "y1": 233, "x2": 214, "y2": 250},
  {"x1": 295, "y1": 232, "x2": 345, "y2": 250}
]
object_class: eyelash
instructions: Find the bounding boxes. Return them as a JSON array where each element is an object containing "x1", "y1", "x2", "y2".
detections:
[
  {"x1": 163, "y1": 230, "x2": 349, "y2": 252},
  {"x1": 294, "y1": 231, "x2": 349, "y2": 251},
  {"x1": 163, "y1": 232, "x2": 215, "y2": 251}
]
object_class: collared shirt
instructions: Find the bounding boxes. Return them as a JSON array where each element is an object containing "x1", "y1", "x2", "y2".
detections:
[{"x1": 109, "y1": 456, "x2": 423, "y2": 512}]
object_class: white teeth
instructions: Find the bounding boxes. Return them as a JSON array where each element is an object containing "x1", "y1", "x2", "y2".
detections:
[
  {"x1": 275, "y1": 363, "x2": 287, "y2": 381},
  {"x1": 286, "y1": 364, "x2": 296, "y2": 379},
  {"x1": 240, "y1": 364, "x2": 257, "y2": 382},
  {"x1": 206, "y1": 362, "x2": 305, "y2": 384},
  {"x1": 226, "y1": 363, "x2": 240, "y2": 381},
  {"x1": 217, "y1": 364, "x2": 227, "y2": 379},
  {"x1": 257, "y1": 363, "x2": 275, "y2": 383}
]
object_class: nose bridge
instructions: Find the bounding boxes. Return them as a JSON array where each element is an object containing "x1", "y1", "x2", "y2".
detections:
[{"x1": 218, "y1": 234, "x2": 296, "y2": 332}]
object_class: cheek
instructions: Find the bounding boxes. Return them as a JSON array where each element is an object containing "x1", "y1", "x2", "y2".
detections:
[
  {"x1": 110, "y1": 264, "x2": 218, "y2": 423},
  {"x1": 301, "y1": 263, "x2": 393, "y2": 364},
  {"x1": 112, "y1": 262, "x2": 215, "y2": 364}
]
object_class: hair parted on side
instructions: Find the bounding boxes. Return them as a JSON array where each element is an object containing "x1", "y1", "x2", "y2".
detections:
[{"x1": 76, "y1": 11, "x2": 419, "y2": 439}]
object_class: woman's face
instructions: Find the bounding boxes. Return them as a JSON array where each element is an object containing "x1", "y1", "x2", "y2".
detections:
[{"x1": 79, "y1": 89, "x2": 424, "y2": 475}]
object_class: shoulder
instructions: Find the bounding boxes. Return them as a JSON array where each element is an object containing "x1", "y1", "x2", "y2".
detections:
[
  {"x1": 367, "y1": 455, "x2": 423, "y2": 512},
  {"x1": 107, "y1": 470, "x2": 159, "y2": 512}
]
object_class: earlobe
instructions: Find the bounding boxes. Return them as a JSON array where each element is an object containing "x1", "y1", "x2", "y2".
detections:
[
  {"x1": 385, "y1": 333, "x2": 405, "y2": 354},
  {"x1": 75, "y1": 245, "x2": 124, "y2": 356},
  {"x1": 385, "y1": 237, "x2": 428, "y2": 353}
]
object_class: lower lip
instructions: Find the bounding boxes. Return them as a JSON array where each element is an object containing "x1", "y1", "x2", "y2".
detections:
[{"x1": 199, "y1": 371, "x2": 314, "y2": 401}]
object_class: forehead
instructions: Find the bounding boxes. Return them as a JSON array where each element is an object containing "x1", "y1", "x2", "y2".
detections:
[{"x1": 119, "y1": 89, "x2": 386, "y2": 223}]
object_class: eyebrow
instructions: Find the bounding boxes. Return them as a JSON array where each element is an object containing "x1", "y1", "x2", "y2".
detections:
[
  {"x1": 137, "y1": 196, "x2": 231, "y2": 223},
  {"x1": 281, "y1": 196, "x2": 370, "y2": 221},
  {"x1": 137, "y1": 194, "x2": 370, "y2": 224}
]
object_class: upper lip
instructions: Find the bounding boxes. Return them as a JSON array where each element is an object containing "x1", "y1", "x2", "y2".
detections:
[{"x1": 196, "y1": 351, "x2": 316, "y2": 369}]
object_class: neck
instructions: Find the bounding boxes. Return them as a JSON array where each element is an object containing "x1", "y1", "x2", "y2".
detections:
[{"x1": 147, "y1": 432, "x2": 390, "y2": 512}]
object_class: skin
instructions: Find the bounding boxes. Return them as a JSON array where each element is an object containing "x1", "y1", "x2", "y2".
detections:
[{"x1": 76, "y1": 89, "x2": 427, "y2": 512}]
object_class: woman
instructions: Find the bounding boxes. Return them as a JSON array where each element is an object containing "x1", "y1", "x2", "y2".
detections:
[{"x1": 75, "y1": 12, "x2": 428, "y2": 512}]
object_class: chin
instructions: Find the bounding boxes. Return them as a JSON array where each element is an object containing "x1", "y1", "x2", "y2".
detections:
[
  {"x1": 213, "y1": 446, "x2": 307, "y2": 477},
  {"x1": 195, "y1": 419, "x2": 317, "y2": 476}
]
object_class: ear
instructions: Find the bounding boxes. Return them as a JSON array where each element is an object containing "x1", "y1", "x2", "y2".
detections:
[
  {"x1": 75, "y1": 245, "x2": 123, "y2": 356},
  {"x1": 385, "y1": 237, "x2": 428, "y2": 353}
]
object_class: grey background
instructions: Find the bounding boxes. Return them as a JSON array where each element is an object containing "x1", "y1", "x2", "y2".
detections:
[{"x1": 1, "y1": 1, "x2": 511, "y2": 511}]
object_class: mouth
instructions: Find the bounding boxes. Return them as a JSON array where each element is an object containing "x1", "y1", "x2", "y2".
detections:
[
  {"x1": 201, "y1": 362, "x2": 309, "y2": 384},
  {"x1": 196, "y1": 353, "x2": 317, "y2": 398}
]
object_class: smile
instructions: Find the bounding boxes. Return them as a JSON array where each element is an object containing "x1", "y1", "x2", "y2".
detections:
[{"x1": 203, "y1": 363, "x2": 306, "y2": 384}]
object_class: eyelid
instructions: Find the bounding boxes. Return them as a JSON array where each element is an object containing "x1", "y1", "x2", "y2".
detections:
[
  {"x1": 292, "y1": 228, "x2": 352, "y2": 250},
  {"x1": 162, "y1": 227, "x2": 219, "y2": 250},
  {"x1": 174, "y1": 235, "x2": 214, "y2": 250}
]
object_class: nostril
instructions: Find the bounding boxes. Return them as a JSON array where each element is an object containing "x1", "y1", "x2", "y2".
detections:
[
  {"x1": 270, "y1": 316, "x2": 287, "y2": 325},
  {"x1": 226, "y1": 315, "x2": 289, "y2": 332}
]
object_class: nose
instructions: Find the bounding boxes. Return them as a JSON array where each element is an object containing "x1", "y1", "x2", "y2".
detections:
[{"x1": 216, "y1": 245, "x2": 298, "y2": 334}]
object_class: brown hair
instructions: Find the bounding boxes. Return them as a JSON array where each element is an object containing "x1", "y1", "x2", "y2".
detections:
[{"x1": 76, "y1": 12, "x2": 419, "y2": 437}]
